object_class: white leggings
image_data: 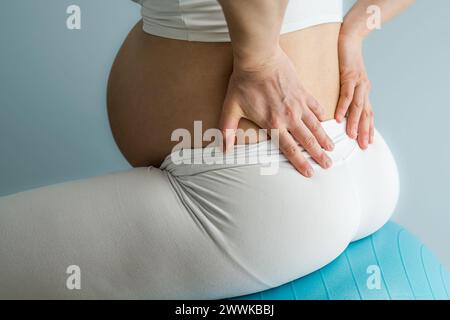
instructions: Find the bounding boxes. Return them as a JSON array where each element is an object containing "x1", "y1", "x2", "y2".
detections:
[{"x1": 0, "y1": 120, "x2": 399, "y2": 299}]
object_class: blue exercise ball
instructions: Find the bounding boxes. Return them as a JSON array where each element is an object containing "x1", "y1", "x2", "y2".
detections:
[{"x1": 232, "y1": 222, "x2": 450, "y2": 300}]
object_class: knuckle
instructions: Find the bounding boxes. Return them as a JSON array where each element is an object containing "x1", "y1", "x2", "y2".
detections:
[
  {"x1": 309, "y1": 120, "x2": 321, "y2": 134},
  {"x1": 283, "y1": 105, "x2": 295, "y2": 118},
  {"x1": 283, "y1": 144, "x2": 298, "y2": 157},
  {"x1": 343, "y1": 91, "x2": 353, "y2": 100},
  {"x1": 363, "y1": 108, "x2": 373, "y2": 118},
  {"x1": 267, "y1": 115, "x2": 281, "y2": 129},
  {"x1": 342, "y1": 71, "x2": 358, "y2": 82},
  {"x1": 303, "y1": 134, "x2": 316, "y2": 149},
  {"x1": 353, "y1": 100, "x2": 364, "y2": 109},
  {"x1": 284, "y1": 107, "x2": 299, "y2": 123}
]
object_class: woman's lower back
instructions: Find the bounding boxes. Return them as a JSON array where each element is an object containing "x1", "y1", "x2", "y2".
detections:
[{"x1": 107, "y1": 21, "x2": 342, "y2": 167}]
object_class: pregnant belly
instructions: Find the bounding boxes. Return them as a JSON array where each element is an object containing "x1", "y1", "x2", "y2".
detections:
[{"x1": 107, "y1": 21, "x2": 342, "y2": 167}]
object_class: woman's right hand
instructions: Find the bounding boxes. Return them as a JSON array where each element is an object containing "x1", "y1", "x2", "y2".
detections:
[{"x1": 220, "y1": 46, "x2": 334, "y2": 178}]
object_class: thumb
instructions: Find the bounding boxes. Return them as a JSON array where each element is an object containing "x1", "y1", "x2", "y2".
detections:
[{"x1": 219, "y1": 98, "x2": 242, "y2": 153}]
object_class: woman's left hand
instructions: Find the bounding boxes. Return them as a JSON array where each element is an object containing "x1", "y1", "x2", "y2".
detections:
[{"x1": 335, "y1": 33, "x2": 374, "y2": 150}]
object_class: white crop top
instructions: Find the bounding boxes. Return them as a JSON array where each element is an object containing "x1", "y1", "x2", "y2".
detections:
[{"x1": 131, "y1": 0, "x2": 343, "y2": 42}]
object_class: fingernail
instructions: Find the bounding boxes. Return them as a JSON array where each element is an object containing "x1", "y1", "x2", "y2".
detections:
[
  {"x1": 324, "y1": 158, "x2": 332, "y2": 169},
  {"x1": 327, "y1": 142, "x2": 334, "y2": 151},
  {"x1": 306, "y1": 168, "x2": 314, "y2": 177}
]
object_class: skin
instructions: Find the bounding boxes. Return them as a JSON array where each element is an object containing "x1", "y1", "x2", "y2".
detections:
[
  {"x1": 336, "y1": 0, "x2": 416, "y2": 149},
  {"x1": 107, "y1": 23, "x2": 341, "y2": 168},
  {"x1": 107, "y1": 0, "x2": 414, "y2": 174},
  {"x1": 218, "y1": 0, "x2": 415, "y2": 176},
  {"x1": 218, "y1": 0, "x2": 333, "y2": 177}
]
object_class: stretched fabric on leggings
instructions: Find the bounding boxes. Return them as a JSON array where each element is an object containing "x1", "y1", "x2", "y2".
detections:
[{"x1": 0, "y1": 120, "x2": 399, "y2": 299}]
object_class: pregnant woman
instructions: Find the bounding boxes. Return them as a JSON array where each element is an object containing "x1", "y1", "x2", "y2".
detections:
[{"x1": 0, "y1": 0, "x2": 413, "y2": 299}]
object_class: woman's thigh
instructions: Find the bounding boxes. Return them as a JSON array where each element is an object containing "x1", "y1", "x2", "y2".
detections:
[
  {"x1": 0, "y1": 168, "x2": 228, "y2": 299},
  {"x1": 0, "y1": 130, "x2": 399, "y2": 299},
  {"x1": 0, "y1": 163, "x2": 360, "y2": 299}
]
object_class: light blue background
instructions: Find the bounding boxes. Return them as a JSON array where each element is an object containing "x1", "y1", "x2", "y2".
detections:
[{"x1": 0, "y1": 0, "x2": 449, "y2": 269}]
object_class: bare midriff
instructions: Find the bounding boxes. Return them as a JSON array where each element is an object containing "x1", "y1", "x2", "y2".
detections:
[{"x1": 107, "y1": 21, "x2": 341, "y2": 167}]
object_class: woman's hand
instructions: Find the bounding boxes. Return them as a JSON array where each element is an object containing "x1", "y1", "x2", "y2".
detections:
[
  {"x1": 335, "y1": 33, "x2": 374, "y2": 150},
  {"x1": 335, "y1": 0, "x2": 415, "y2": 149},
  {"x1": 220, "y1": 46, "x2": 334, "y2": 178}
]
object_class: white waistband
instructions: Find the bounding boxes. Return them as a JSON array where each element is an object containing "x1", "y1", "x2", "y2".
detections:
[{"x1": 160, "y1": 119, "x2": 358, "y2": 176}]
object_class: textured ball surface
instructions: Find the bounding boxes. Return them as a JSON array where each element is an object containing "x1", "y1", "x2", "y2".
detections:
[{"x1": 233, "y1": 222, "x2": 450, "y2": 300}]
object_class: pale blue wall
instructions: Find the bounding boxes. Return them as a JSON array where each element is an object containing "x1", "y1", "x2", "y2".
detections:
[
  {"x1": 1, "y1": 0, "x2": 449, "y2": 268},
  {"x1": 0, "y1": 0, "x2": 136, "y2": 194}
]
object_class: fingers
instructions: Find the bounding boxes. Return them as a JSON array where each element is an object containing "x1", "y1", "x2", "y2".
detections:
[
  {"x1": 346, "y1": 84, "x2": 366, "y2": 139},
  {"x1": 335, "y1": 80, "x2": 356, "y2": 122},
  {"x1": 219, "y1": 97, "x2": 242, "y2": 153},
  {"x1": 302, "y1": 110, "x2": 334, "y2": 152},
  {"x1": 289, "y1": 121, "x2": 333, "y2": 170},
  {"x1": 345, "y1": 82, "x2": 374, "y2": 149},
  {"x1": 357, "y1": 106, "x2": 371, "y2": 150},
  {"x1": 369, "y1": 110, "x2": 375, "y2": 144},
  {"x1": 277, "y1": 129, "x2": 314, "y2": 178},
  {"x1": 306, "y1": 96, "x2": 326, "y2": 121}
]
